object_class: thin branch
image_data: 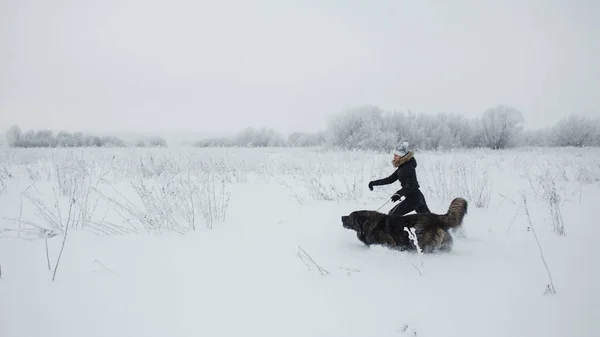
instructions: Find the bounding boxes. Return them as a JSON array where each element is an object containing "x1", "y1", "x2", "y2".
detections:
[
  {"x1": 93, "y1": 260, "x2": 117, "y2": 274},
  {"x1": 45, "y1": 238, "x2": 51, "y2": 271},
  {"x1": 297, "y1": 246, "x2": 329, "y2": 275},
  {"x1": 521, "y1": 191, "x2": 557, "y2": 295},
  {"x1": 52, "y1": 198, "x2": 73, "y2": 282}
]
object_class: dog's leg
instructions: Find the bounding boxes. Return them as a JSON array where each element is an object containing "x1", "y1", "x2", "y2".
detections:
[
  {"x1": 357, "y1": 232, "x2": 370, "y2": 246},
  {"x1": 438, "y1": 231, "x2": 453, "y2": 253},
  {"x1": 421, "y1": 228, "x2": 448, "y2": 254},
  {"x1": 380, "y1": 233, "x2": 397, "y2": 248}
]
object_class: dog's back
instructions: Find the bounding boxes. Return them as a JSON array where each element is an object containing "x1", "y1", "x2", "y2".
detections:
[
  {"x1": 377, "y1": 198, "x2": 468, "y2": 252},
  {"x1": 341, "y1": 198, "x2": 468, "y2": 253}
]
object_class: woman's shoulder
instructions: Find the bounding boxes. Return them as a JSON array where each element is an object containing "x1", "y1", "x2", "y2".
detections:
[{"x1": 398, "y1": 158, "x2": 417, "y2": 170}]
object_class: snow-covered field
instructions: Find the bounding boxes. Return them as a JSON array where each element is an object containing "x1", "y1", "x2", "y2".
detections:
[{"x1": 0, "y1": 146, "x2": 599, "y2": 337}]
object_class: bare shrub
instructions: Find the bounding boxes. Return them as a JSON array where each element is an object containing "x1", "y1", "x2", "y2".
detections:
[
  {"x1": 573, "y1": 161, "x2": 600, "y2": 184},
  {"x1": 196, "y1": 173, "x2": 231, "y2": 229},
  {"x1": 94, "y1": 170, "x2": 230, "y2": 233},
  {"x1": 423, "y1": 159, "x2": 491, "y2": 208},
  {"x1": 538, "y1": 175, "x2": 566, "y2": 236},
  {"x1": 528, "y1": 170, "x2": 566, "y2": 236},
  {"x1": 521, "y1": 191, "x2": 557, "y2": 295},
  {"x1": 0, "y1": 166, "x2": 11, "y2": 195},
  {"x1": 288, "y1": 160, "x2": 368, "y2": 202},
  {"x1": 55, "y1": 152, "x2": 91, "y2": 196},
  {"x1": 293, "y1": 170, "x2": 364, "y2": 201},
  {"x1": 7, "y1": 173, "x2": 96, "y2": 281},
  {"x1": 456, "y1": 161, "x2": 492, "y2": 208}
]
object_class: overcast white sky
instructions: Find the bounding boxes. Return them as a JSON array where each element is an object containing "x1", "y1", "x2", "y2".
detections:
[{"x1": 1, "y1": 0, "x2": 598, "y2": 136}]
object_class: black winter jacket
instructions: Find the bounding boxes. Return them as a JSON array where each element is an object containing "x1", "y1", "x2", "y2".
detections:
[{"x1": 370, "y1": 157, "x2": 420, "y2": 197}]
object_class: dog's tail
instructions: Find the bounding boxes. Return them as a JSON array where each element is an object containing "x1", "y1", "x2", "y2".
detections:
[{"x1": 440, "y1": 197, "x2": 468, "y2": 230}]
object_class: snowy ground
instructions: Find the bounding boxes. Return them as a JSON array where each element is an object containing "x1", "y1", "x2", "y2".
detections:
[{"x1": 0, "y1": 146, "x2": 599, "y2": 337}]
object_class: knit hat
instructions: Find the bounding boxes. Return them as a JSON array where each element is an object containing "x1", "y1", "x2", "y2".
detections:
[{"x1": 393, "y1": 141, "x2": 410, "y2": 157}]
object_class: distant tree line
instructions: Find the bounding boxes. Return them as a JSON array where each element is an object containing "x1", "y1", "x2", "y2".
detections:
[
  {"x1": 193, "y1": 127, "x2": 326, "y2": 148},
  {"x1": 193, "y1": 104, "x2": 600, "y2": 150},
  {"x1": 5, "y1": 105, "x2": 598, "y2": 150},
  {"x1": 4, "y1": 125, "x2": 168, "y2": 148}
]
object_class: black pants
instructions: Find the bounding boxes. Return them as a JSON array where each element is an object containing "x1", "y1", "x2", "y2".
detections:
[{"x1": 388, "y1": 189, "x2": 431, "y2": 216}]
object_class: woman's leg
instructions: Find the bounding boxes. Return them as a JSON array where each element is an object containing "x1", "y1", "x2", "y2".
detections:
[
  {"x1": 415, "y1": 190, "x2": 431, "y2": 213},
  {"x1": 388, "y1": 195, "x2": 419, "y2": 215}
]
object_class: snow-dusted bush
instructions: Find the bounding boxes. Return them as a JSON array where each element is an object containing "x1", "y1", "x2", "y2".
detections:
[
  {"x1": 5, "y1": 125, "x2": 23, "y2": 147},
  {"x1": 149, "y1": 136, "x2": 168, "y2": 147},
  {"x1": 0, "y1": 166, "x2": 10, "y2": 195},
  {"x1": 527, "y1": 169, "x2": 567, "y2": 236},
  {"x1": 323, "y1": 106, "x2": 487, "y2": 151},
  {"x1": 276, "y1": 150, "x2": 373, "y2": 202},
  {"x1": 287, "y1": 131, "x2": 326, "y2": 147},
  {"x1": 324, "y1": 105, "x2": 396, "y2": 151},
  {"x1": 380, "y1": 109, "x2": 421, "y2": 148},
  {"x1": 520, "y1": 129, "x2": 552, "y2": 147},
  {"x1": 480, "y1": 105, "x2": 525, "y2": 149},
  {"x1": 422, "y1": 157, "x2": 492, "y2": 208},
  {"x1": 9, "y1": 128, "x2": 57, "y2": 148},
  {"x1": 235, "y1": 127, "x2": 286, "y2": 147},
  {"x1": 193, "y1": 137, "x2": 237, "y2": 148},
  {"x1": 5, "y1": 126, "x2": 126, "y2": 148},
  {"x1": 136, "y1": 136, "x2": 168, "y2": 148},
  {"x1": 91, "y1": 159, "x2": 231, "y2": 233},
  {"x1": 194, "y1": 127, "x2": 286, "y2": 148},
  {"x1": 135, "y1": 136, "x2": 167, "y2": 147},
  {"x1": 548, "y1": 114, "x2": 599, "y2": 147},
  {"x1": 321, "y1": 104, "x2": 598, "y2": 151},
  {"x1": 382, "y1": 111, "x2": 480, "y2": 150}
]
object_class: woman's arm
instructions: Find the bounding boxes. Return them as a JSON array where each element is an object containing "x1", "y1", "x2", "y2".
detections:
[{"x1": 369, "y1": 169, "x2": 398, "y2": 187}]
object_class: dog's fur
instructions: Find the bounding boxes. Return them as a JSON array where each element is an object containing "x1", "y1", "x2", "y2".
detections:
[{"x1": 341, "y1": 197, "x2": 468, "y2": 253}]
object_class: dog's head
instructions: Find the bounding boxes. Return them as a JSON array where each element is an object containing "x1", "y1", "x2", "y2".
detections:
[{"x1": 341, "y1": 210, "x2": 372, "y2": 233}]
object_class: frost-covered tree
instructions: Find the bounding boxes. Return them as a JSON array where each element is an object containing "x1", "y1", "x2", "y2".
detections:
[
  {"x1": 5, "y1": 125, "x2": 22, "y2": 147},
  {"x1": 36, "y1": 130, "x2": 56, "y2": 147},
  {"x1": 379, "y1": 110, "x2": 484, "y2": 150},
  {"x1": 443, "y1": 113, "x2": 482, "y2": 148},
  {"x1": 193, "y1": 127, "x2": 286, "y2": 148},
  {"x1": 382, "y1": 110, "x2": 424, "y2": 148},
  {"x1": 235, "y1": 127, "x2": 285, "y2": 147},
  {"x1": 480, "y1": 105, "x2": 525, "y2": 149},
  {"x1": 5, "y1": 125, "x2": 127, "y2": 148},
  {"x1": 417, "y1": 113, "x2": 454, "y2": 150},
  {"x1": 56, "y1": 131, "x2": 76, "y2": 147},
  {"x1": 135, "y1": 136, "x2": 168, "y2": 147},
  {"x1": 287, "y1": 132, "x2": 326, "y2": 147},
  {"x1": 549, "y1": 114, "x2": 598, "y2": 147},
  {"x1": 520, "y1": 129, "x2": 551, "y2": 147},
  {"x1": 13, "y1": 129, "x2": 57, "y2": 147},
  {"x1": 594, "y1": 119, "x2": 600, "y2": 146},
  {"x1": 194, "y1": 137, "x2": 236, "y2": 147},
  {"x1": 325, "y1": 105, "x2": 396, "y2": 151},
  {"x1": 147, "y1": 136, "x2": 168, "y2": 147},
  {"x1": 101, "y1": 136, "x2": 126, "y2": 147}
]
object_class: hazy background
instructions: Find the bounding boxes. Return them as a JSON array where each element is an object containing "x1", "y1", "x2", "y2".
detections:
[{"x1": 1, "y1": 0, "x2": 598, "y2": 138}]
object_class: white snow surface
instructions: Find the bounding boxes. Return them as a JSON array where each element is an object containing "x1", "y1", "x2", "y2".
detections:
[{"x1": 0, "y1": 146, "x2": 599, "y2": 337}]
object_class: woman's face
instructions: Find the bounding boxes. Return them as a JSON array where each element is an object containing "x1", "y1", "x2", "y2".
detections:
[{"x1": 391, "y1": 154, "x2": 402, "y2": 167}]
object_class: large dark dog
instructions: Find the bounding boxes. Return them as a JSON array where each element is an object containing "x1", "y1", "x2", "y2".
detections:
[{"x1": 341, "y1": 197, "x2": 468, "y2": 253}]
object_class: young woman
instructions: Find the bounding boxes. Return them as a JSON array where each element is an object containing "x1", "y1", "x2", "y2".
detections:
[{"x1": 368, "y1": 141, "x2": 431, "y2": 215}]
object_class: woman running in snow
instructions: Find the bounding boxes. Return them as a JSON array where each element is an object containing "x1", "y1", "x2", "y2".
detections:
[{"x1": 368, "y1": 141, "x2": 431, "y2": 215}]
